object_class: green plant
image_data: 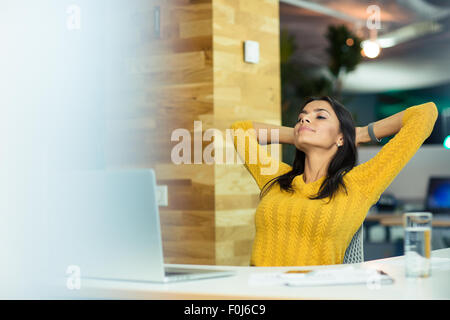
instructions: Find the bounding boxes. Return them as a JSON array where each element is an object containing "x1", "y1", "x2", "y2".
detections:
[
  {"x1": 325, "y1": 25, "x2": 363, "y2": 99},
  {"x1": 326, "y1": 25, "x2": 362, "y2": 78}
]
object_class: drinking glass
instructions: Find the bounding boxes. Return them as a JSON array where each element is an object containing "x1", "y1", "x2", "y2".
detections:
[{"x1": 403, "y1": 212, "x2": 432, "y2": 278}]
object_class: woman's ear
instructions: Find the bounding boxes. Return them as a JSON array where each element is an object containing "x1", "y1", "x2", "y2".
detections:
[{"x1": 336, "y1": 134, "x2": 344, "y2": 147}]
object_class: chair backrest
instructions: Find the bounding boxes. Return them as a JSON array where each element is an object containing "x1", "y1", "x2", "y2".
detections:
[{"x1": 343, "y1": 224, "x2": 364, "y2": 264}]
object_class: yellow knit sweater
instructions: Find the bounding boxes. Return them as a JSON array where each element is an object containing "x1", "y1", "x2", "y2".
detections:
[{"x1": 230, "y1": 102, "x2": 438, "y2": 267}]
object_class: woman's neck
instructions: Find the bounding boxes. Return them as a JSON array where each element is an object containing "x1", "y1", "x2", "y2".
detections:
[{"x1": 303, "y1": 152, "x2": 331, "y2": 183}]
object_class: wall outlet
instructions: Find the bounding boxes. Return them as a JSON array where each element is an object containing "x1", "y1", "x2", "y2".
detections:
[{"x1": 156, "y1": 185, "x2": 168, "y2": 207}]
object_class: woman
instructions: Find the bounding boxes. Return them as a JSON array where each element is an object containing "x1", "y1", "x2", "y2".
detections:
[{"x1": 230, "y1": 96, "x2": 438, "y2": 267}]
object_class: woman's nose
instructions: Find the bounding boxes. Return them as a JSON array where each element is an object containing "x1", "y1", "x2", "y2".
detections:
[{"x1": 301, "y1": 118, "x2": 310, "y2": 123}]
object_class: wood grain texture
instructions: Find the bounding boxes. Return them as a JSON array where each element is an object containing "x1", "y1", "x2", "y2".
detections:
[
  {"x1": 105, "y1": 0, "x2": 281, "y2": 266},
  {"x1": 154, "y1": 0, "x2": 215, "y2": 264},
  {"x1": 213, "y1": 0, "x2": 281, "y2": 265},
  {"x1": 106, "y1": 0, "x2": 215, "y2": 265}
]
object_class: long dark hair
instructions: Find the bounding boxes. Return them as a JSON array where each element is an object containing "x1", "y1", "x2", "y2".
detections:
[{"x1": 260, "y1": 96, "x2": 358, "y2": 204}]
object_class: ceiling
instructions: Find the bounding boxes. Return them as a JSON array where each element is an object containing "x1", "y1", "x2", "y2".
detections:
[{"x1": 279, "y1": 0, "x2": 450, "y2": 93}]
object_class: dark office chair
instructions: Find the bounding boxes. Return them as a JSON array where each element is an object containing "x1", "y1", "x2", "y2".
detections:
[{"x1": 343, "y1": 224, "x2": 364, "y2": 264}]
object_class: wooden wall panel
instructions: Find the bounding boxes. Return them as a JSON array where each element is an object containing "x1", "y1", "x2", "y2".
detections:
[
  {"x1": 156, "y1": 1, "x2": 215, "y2": 264},
  {"x1": 106, "y1": 0, "x2": 216, "y2": 265},
  {"x1": 213, "y1": 0, "x2": 281, "y2": 265}
]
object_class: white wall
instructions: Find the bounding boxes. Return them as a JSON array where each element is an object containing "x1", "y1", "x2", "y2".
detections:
[{"x1": 357, "y1": 145, "x2": 450, "y2": 201}]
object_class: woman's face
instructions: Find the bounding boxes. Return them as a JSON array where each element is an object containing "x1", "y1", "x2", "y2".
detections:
[{"x1": 293, "y1": 100, "x2": 344, "y2": 152}]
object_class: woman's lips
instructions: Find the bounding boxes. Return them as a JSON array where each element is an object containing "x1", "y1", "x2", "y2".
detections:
[{"x1": 299, "y1": 126, "x2": 315, "y2": 133}]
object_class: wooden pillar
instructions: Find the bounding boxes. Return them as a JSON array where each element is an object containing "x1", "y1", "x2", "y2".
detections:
[{"x1": 213, "y1": 0, "x2": 282, "y2": 265}]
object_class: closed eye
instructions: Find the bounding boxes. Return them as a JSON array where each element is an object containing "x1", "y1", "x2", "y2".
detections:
[{"x1": 297, "y1": 116, "x2": 326, "y2": 122}]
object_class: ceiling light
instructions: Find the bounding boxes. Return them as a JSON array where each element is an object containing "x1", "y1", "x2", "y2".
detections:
[
  {"x1": 361, "y1": 40, "x2": 381, "y2": 58},
  {"x1": 377, "y1": 37, "x2": 397, "y2": 48}
]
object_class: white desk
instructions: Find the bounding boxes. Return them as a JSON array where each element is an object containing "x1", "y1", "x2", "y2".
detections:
[{"x1": 63, "y1": 248, "x2": 450, "y2": 300}]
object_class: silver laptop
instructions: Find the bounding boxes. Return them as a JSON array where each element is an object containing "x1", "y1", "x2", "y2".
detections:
[{"x1": 47, "y1": 169, "x2": 234, "y2": 283}]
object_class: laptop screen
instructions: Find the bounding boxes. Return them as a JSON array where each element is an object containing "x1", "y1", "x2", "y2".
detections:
[{"x1": 425, "y1": 177, "x2": 450, "y2": 214}]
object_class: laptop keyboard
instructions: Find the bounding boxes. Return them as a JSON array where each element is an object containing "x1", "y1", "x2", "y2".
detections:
[{"x1": 165, "y1": 267, "x2": 219, "y2": 276}]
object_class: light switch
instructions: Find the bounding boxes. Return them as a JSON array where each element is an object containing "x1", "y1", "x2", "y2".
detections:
[
  {"x1": 244, "y1": 40, "x2": 260, "y2": 64},
  {"x1": 153, "y1": 6, "x2": 160, "y2": 38}
]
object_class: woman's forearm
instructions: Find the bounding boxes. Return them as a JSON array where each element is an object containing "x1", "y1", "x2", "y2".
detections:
[
  {"x1": 358, "y1": 110, "x2": 405, "y2": 144},
  {"x1": 252, "y1": 121, "x2": 294, "y2": 145}
]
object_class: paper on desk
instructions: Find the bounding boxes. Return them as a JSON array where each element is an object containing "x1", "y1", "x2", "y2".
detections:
[
  {"x1": 248, "y1": 266, "x2": 394, "y2": 287},
  {"x1": 283, "y1": 266, "x2": 394, "y2": 287}
]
